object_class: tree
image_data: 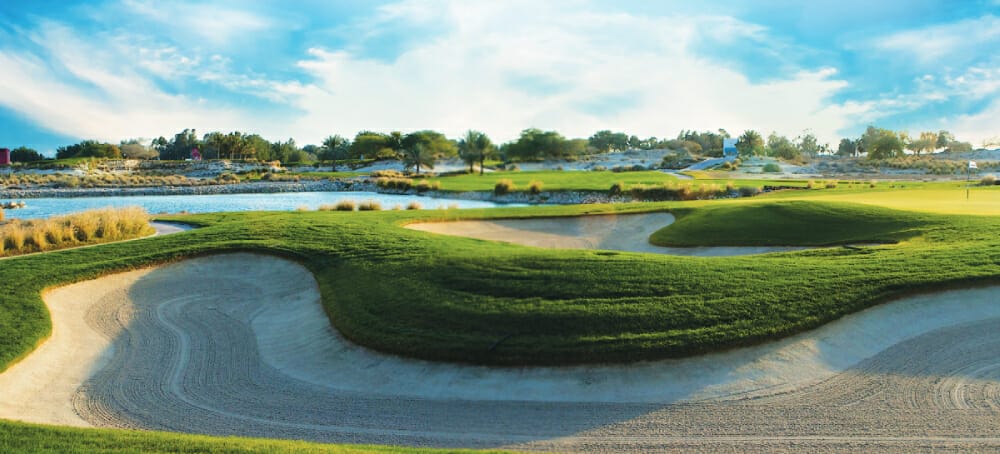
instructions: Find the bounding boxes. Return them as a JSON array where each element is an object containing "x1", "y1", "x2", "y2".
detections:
[
  {"x1": 402, "y1": 130, "x2": 457, "y2": 159},
  {"x1": 907, "y1": 131, "x2": 938, "y2": 156},
  {"x1": 837, "y1": 138, "x2": 858, "y2": 157},
  {"x1": 153, "y1": 129, "x2": 200, "y2": 160},
  {"x1": 735, "y1": 130, "x2": 764, "y2": 159},
  {"x1": 937, "y1": 130, "x2": 956, "y2": 151},
  {"x1": 458, "y1": 130, "x2": 495, "y2": 175},
  {"x1": 349, "y1": 131, "x2": 394, "y2": 160},
  {"x1": 10, "y1": 146, "x2": 44, "y2": 162},
  {"x1": 766, "y1": 132, "x2": 800, "y2": 161},
  {"x1": 588, "y1": 130, "x2": 630, "y2": 152},
  {"x1": 320, "y1": 135, "x2": 350, "y2": 170},
  {"x1": 56, "y1": 140, "x2": 122, "y2": 159},
  {"x1": 503, "y1": 128, "x2": 581, "y2": 161},
  {"x1": 796, "y1": 131, "x2": 820, "y2": 157},
  {"x1": 677, "y1": 129, "x2": 729, "y2": 156},
  {"x1": 119, "y1": 141, "x2": 158, "y2": 160},
  {"x1": 860, "y1": 126, "x2": 903, "y2": 159},
  {"x1": 401, "y1": 143, "x2": 435, "y2": 174}
]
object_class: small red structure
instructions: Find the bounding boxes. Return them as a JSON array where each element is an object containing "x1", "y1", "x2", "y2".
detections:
[
  {"x1": 191, "y1": 147, "x2": 202, "y2": 161},
  {"x1": 0, "y1": 148, "x2": 11, "y2": 166}
]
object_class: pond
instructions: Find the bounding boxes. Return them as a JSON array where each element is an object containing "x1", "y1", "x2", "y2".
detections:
[{"x1": 2, "y1": 192, "x2": 520, "y2": 219}]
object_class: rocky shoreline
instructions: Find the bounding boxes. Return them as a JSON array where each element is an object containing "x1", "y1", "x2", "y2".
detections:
[{"x1": 0, "y1": 179, "x2": 623, "y2": 204}]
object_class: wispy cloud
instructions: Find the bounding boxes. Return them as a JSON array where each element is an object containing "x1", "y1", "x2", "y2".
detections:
[{"x1": 872, "y1": 15, "x2": 1000, "y2": 66}]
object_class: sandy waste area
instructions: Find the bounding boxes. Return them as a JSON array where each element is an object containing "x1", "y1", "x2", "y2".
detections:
[
  {"x1": 0, "y1": 251, "x2": 998, "y2": 451},
  {"x1": 406, "y1": 212, "x2": 828, "y2": 256}
]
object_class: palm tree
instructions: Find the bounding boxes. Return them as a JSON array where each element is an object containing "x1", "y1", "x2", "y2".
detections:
[
  {"x1": 321, "y1": 135, "x2": 349, "y2": 171},
  {"x1": 458, "y1": 130, "x2": 495, "y2": 175},
  {"x1": 402, "y1": 143, "x2": 435, "y2": 174}
]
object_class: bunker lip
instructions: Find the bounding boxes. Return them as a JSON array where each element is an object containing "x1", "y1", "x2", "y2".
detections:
[
  {"x1": 1, "y1": 253, "x2": 998, "y2": 449},
  {"x1": 405, "y1": 212, "x2": 844, "y2": 256}
]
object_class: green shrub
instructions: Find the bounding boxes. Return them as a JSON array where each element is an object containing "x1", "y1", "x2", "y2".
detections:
[
  {"x1": 762, "y1": 163, "x2": 781, "y2": 173},
  {"x1": 528, "y1": 180, "x2": 544, "y2": 194},
  {"x1": 738, "y1": 186, "x2": 762, "y2": 197},
  {"x1": 825, "y1": 180, "x2": 838, "y2": 189},
  {"x1": 406, "y1": 201, "x2": 423, "y2": 210},
  {"x1": 494, "y1": 179, "x2": 515, "y2": 195},
  {"x1": 609, "y1": 181, "x2": 625, "y2": 195}
]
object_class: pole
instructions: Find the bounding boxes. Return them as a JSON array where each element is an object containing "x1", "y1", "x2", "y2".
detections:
[{"x1": 967, "y1": 165, "x2": 970, "y2": 200}]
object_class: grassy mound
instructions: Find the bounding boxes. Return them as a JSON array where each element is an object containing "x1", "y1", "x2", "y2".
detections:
[{"x1": 650, "y1": 201, "x2": 928, "y2": 247}]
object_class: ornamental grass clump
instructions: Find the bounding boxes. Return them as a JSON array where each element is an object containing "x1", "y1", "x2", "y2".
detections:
[
  {"x1": 528, "y1": 180, "x2": 544, "y2": 195},
  {"x1": 406, "y1": 201, "x2": 423, "y2": 210},
  {"x1": 358, "y1": 200, "x2": 382, "y2": 211},
  {"x1": 494, "y1": 179, "x2": 516, "y2": 195},
  {"x1": 0, "y1": 207, "x2": 152, "y2": 257},
  {"x1": 335, "y1": 200, "x2": 356, "y2": 211},
  {"x1": 981, "y1": 175, "x2": 997, "y2": 186}
]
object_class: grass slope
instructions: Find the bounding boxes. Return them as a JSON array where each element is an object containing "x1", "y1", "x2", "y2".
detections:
[{"x1": 650, "y1": 202, "x2": 928, "y2": 246}]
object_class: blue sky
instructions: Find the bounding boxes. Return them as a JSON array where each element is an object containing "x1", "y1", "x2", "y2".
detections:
[{"x1": 2, "y1": 0, "x2": 1000, "y2": 154}]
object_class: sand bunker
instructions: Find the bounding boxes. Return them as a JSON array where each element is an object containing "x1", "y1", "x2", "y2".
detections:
[
  {"x1": 406, "y1": 213, "x2": 821, "y2": 256},
  {"x1": 1, "y1": 253, "x2": 999, "y2": 450}
]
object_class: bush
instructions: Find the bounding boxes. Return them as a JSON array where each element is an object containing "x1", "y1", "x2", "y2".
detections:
[
  {"x1": 414, "y1": 180, "x2": 431, "y2": 192},
  {"x1": 825, "y1": 180, "x2": 839, "y2": 189},
  {"x1": 494, "y1": 179, "x2": 516, "y2": 195},
  {"x1": 358, "y1": 200, "x2": 382, "y2": 211},
  {"x1": 318, "y1": 204, "x2": 335, "y2": 211},
  {"x1": 981, "y1": 175, "x2": 997, "y2": 186},
  {"x1": 609, "y1": 181, "x2": 625, "y2": 195},
  {"x1": 335, "y1": 200, "x2": 356, "y2": 211},
  {"x1": 762, "y1": 163, "x2": 781, "y2": 173},
  {"x1": 406, "y1": 201, "x2": 423, "y2": 210},
  {"x1": 738, "y1": 186, "x2": 762, "y2": 197},
  {"x1": 528, "y1": 180, "x2": 544, "y2": 195},
  {"x1": 806, "y1": 180, "x2": 816, "y2": 189},
  {"x1": 375, "y1": 177, "x2": 413, "y2": 191}
]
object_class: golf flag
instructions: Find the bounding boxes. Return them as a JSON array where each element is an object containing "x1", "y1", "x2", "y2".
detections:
[{"x1": 969, "y1": 161, "x2": 978, "y2": 170}]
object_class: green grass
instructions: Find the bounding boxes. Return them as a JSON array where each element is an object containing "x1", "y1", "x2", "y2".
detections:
[
  {"x1": 0, "y1": 420, "x2": 497, "y2": 453},
  {"x1": 650, "y1": 202, "x2": 928, "y2": 246},
  {"x1": 427, "y1": 170, "x2": 678, "y2": 192},
  {"x1": 1, "y1": 197, "x2": 999, "y2": 450}
]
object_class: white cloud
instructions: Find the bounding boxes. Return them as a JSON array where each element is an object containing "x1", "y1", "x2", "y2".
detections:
[
  {"x1": 277, "y1": 0, "x2": 855, "y2": 145},
  {"x1": 873, "y1": 15, "x2": 1000, "y2": 65},
  {"x1": 0, "y1": 0, "x2": 866, "y2": 148},
  {"x1": 0, "y1": 23, "x2": 257, "y2": 145},
  {"x1": 119, "y1": 0, "x2": 276, "y2": 47}
]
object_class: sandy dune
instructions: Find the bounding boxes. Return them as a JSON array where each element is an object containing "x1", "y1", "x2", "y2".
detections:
[
  {"x1": 2, "y1": 253, "x2": 999, "y2": 450},
  {"x1": 406, "y1": 212, "x2": 821, "y2": 256}
]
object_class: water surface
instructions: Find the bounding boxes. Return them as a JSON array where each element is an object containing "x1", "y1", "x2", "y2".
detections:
[{"x1": 3, "y1": 192, "x2": 517, "y2": 219}]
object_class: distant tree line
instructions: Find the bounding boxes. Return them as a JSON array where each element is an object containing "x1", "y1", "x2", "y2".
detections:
[{"x1": 5, "y1": 124, "x2": 983, "y2": 170}]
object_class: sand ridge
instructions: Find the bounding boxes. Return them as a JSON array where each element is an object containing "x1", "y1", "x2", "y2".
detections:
[
  {"x1": 2, "y1": 253, "x2": 999, "y2": 450},
  {"x1": 405, "y1": 212, "x2": 821, "y2": 256}
]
